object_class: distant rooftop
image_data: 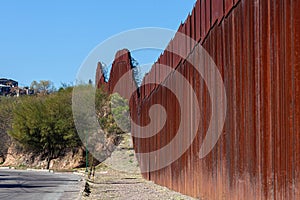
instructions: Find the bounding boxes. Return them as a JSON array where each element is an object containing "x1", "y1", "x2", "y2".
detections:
[
  {"x1": 0, "y1": 78, "x2": 18, "y2": 87},
  {"x1": 0, "y1": 84, "x2": 10, "y2": 87}
]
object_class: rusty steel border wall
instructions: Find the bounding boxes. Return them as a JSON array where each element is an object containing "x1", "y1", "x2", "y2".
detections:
[{"x1": 96, "y1": 0, "x2": 300, "y2": 199}]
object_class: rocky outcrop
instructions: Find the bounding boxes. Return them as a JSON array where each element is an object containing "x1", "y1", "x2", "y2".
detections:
[
  {"x1": 2, "y1": 143, "x2": 86, "y2": 169},
  {"x1": 1, "y1": 132, "x2": 121, "y2": 170}
]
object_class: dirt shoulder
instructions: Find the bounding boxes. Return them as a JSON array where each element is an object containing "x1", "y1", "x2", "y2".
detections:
[{"x1": 82, "y1": 166, "x2": 196, "y2": 200}]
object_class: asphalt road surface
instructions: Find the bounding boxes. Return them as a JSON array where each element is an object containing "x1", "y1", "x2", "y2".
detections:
[{"x1": 0, "y1": 169, "x2": 83, "y2": 200}]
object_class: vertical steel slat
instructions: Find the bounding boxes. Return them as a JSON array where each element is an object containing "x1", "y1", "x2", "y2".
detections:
[
  {"x1": 200, "y1": 0, "x2": 207, "y2": 39},
  {"x1": 211, "y1": 0, "x2": 224, "y2": 25},
  {"x1": 225, "y1": 0, "x2": 234, "y2": 16},
  {"x1": 195, "y1": 0, "x2": 201, "y2": 42},
  {"x1": 293, "y1": 0, "x2": 300, "y2": 199}
]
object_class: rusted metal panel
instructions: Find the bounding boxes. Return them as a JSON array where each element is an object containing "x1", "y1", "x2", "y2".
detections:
[
  {"x1": 205, "y1": 0, "x2": 211, "y2": 33},
  {"x1": 200, "y1": 0, "x2": 207, "y2": 39},
  {"x1": 195, "y1": 0, "x2": 201, "y2": 42},
  {"x1": 211, "y1": 0, "x2": 224, "y2": 25},
  {"x1": 172, "y1": 36, "x2": 177, "y2": 68},
  {"x1": 155, "y1": 61, "x2": 160, "y2": 89},
  {"x1": 215, "y1": 19, "x2": 227, "y2": 199},
  {"x1": 293, "y1": 1, "x2": 300, "y2": 199},
  {"x1": 166, "y1": 42, "x2": 173, "y2": 69},
  {"x1": 166, "y1": 49, "x2": 171, "y2": 71},
  {"x1": 157, "y1": 55, "x2": 164, "y2": 84},
  {"x1": 148, "y1": 65, "x2": 155, "y2": 92},
  {"x1": 160, "y1": 52, "x2": 167, "y2": 83},
  {"x1": 172, "y1": 32, "x2": 181, "y2": 68},
  {"x1": 186, "y1": 14, "x2": 191, "y2": 54},
  {"x1": 176, "y1": 26, "x2": 184, "y2": 66},
  {"x1": 272, "y1": 1, "x2": 284, "y2": 199},
  {"x1": 252, "y1": 0, "x2": 262, "y2": 197},
  {"x1": 225, "y1": 0, "x2": 234, "y2": 16},
  {"x1": 152, "y1": 71, "x2": 157, "y2": 93},
  {"x1": 141, "y1": 79, "x2": 145, "y2": 100},
  {"x1": 259, "y1": 1, "x2": 274, "y2": 199},
  {"x1": 181, "y1": 22, "x2": 188, "y2": 59},
  {"x1": 96, "y1": 0, "x2": 300, "y2": 199},
  {"x1": 144, "y1": 75, "x2": 149, "y2": 98},
  {"x1": 191, "y1": 9, "x2": 196, "y2": 42}
]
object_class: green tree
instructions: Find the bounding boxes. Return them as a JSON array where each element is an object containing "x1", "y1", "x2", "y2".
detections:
[
  {"x1": 0, "y1": 97, "x2": 16, "y2": 161},
  {"x1": 110, "y1": 93, "x2": 130, "y2": 133},
  {"x1": 98, "y1": 93, "x2": 127, "y2": 136},
  {"x1": 30, "y1": 80, "x2": 55, "y2": 95},
  {"x1": 9, "y1": 87, "x2": 80, "y2": 169}
]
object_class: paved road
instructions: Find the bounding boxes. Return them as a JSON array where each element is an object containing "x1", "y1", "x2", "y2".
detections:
[{"x1": 0, "y1": 169, "x2": 83, "y2": 200}]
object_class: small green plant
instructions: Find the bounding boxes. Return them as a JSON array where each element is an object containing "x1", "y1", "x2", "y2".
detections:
[{"x1": 17, "y1": 164, "x2": 27, "y2": 169}]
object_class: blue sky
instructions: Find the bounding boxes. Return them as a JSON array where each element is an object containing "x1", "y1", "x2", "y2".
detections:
[{"x1": 0, "y1": 0, "x2": 196, "y2": 88}]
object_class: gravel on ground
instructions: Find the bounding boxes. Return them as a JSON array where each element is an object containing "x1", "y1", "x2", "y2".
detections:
[{"x1": 82, "y1": 166, "x2": 196, "y2": 200}]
